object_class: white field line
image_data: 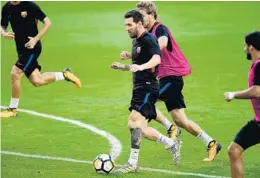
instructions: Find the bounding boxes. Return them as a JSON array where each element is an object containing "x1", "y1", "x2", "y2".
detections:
[
  {"x1": 0, "y1": 106, "x2": 121, "y2": 160},
  {"x1": 1, "y1": 150, "x2": 229, "y2": 178},
  {"x1": 1, "y1": 106, "x2": 230, "y2": 178}
]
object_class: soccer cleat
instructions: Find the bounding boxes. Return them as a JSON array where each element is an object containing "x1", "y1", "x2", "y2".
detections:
[
  {"x1": 63, "y1": 68, "x2": 82, "y2": 88},
  {"x1": 168, "y1": 138, "x2": 182, "y2": 166},
  {"x1": 113, "y1": 162, "x2": 139, "y2": 174},
  {"x1": 165, "y1": 125, "x2": 182, "y2": 149},
  {"x1": 0, "y1": 108, "x2": 17, "y2": 118},
  {"x1": 203, "y1": 140, "x2": 222, "y2": 162}
]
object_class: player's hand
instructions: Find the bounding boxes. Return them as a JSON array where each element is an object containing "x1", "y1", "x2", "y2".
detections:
[
  {"x1": 111, "y1": 62, "x2": 123, "y2": 70},
  {"x1": 224, "y1": 92, "x2": 235, "y2": 102},
  {"x1": 130, "y1": 64, "x2": 144, "y2": 72},
  {"x1": 3, "y1": 31, "x2": 15, "y2": 40},
  {"x1": 25, "y1": 37, "x2": 38, "y2": 49},
  {"x1": 120, "y1": 51, "x2": 132, "y2": 60}
]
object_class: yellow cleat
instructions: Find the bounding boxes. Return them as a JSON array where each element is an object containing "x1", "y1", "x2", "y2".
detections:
[
  {"x1": 113, "y1": 162, "x2": 138, "y2": 174},
  {"x1": 203, "y1": 140, "x2": 222, "y2": 162},
  {"x1": 165, "y1": 125, "x2": 181, "y2": 149},
  {"x1": 0, "y1": 108, "x2": 17, "y2": 118},
  {"x1": 63, "y1": 68, "x2": 82, "y2": 88}
]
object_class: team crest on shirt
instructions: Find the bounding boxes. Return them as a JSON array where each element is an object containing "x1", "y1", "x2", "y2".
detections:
[
  {"x1": 136, "y1": 47, "x2": 141, "y2": 54},
  {"x1": 21, "y1": 11, "x2": 28, "y2": 18}
]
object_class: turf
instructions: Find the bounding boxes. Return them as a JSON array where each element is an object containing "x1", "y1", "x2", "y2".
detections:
[{"x1": 1, "y1": 1, "x2": 260, "y2": 178}]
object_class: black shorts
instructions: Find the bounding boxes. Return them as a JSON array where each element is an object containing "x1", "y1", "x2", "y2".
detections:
[
  {"x1": 15, "y1": 45, "x2": 42, "y2": 78},
  {"x1": 159, "y1": 76, "x2": 186, "y2": 112},
  {"x1": 234, "y1": 120, "x2": 260, "y2": 150},
  {"x1": 129, "y1": 87, "x2": 159, "y2": 122}
]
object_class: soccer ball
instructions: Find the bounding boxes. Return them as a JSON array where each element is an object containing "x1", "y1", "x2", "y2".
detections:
[{"x1": 93, "y1": 154, "x2": 114, "y2": 174}]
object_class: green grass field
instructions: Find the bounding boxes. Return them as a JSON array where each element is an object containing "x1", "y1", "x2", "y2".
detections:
[{"x1": 1, "y1": 1, "x2": 260, "y2": 178}]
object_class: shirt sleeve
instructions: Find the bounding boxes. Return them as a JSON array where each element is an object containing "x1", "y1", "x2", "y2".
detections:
[
  {"x1": 30, "y1": 2, "x2": 47, "y2": 21},
  {"x1": 155, "y1": 25, "x2": 169, "y2": 39},
  {"x1": 1, "y1": 4, "x2": 9, "y2": 27},
  {"x1": 253, "y1": 62, "x2": 260, "y2": 86},
  {"x1": 144, "y1": 36, "x2": 161, "y2": 56}
]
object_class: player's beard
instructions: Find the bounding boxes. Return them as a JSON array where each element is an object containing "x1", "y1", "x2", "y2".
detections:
[
  {"x1": 247, "y1": 53, "x2": 252, "y2": 60},
  {"x1": 129, "y1": 27, "x2": 138, "y2": 39},
  {"x1": 245, "y1": 47, "x2": 252, "y2": 60}
]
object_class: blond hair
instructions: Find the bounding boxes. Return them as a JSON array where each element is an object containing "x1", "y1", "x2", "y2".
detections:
[{"x1": 136, "y1": 1, "x2": 158, "y2": 20}]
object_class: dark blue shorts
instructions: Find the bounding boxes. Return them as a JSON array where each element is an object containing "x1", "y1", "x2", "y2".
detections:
[
  {"x1": 15, "y1": 45, "x2": 42, "y2": 78},
  {"x1": 234, "y1": 120, "x2": 260, "y2": 150},
  {"x1": 159, "y1": 76, "x2": 186, "y2": 112},
  {"x1": 129, "y1": 87, "x2": 159, "y2": 122}
]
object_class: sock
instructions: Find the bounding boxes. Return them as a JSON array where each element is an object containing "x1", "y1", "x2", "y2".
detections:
[
  {"x1": 161, "y1": 119, "x2": 172, "y2": 130},
  {"x1": 197, "y1": 131, "x2": 214, "y2": 147},
  {"x1": 9, "y1": 97, "x2": 19, "y2": 109},
  {"x1": 55, "y1": 72, "x2": 65, "y2": 81},
  {"x1": 128, "y1": 148, "x2": 139, "y2": 166},
  {"x1": 156, "y1": 134, "x2": 174, "y2": 148}
]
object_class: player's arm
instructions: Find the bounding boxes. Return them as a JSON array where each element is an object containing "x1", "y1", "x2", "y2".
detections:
[
  {"x1": 1, "y1": 5, "x2": 14, "y2": 40},
  {"x1": 225, "y1": 63, "x2": 260, "y2": 101},
  {"x1": 225, "y1": 86, "x2": 260, "y2": 102},
  {"x1": 141, "y1": 54, "x2": 161, "y2": 70},
  {"x1": 25, "y1": 2, "x2": 51, "y2": 49},
  {"x1": 156, "y1": 25, "x2": 169, "y2": 50},
  {"x1": 130, "y1": 37, "x2": 161, "y2": 72},
  {"x1": 158, "y1": 36, "x2": 168, "y2": 50},
  {"x1": 120, "y1": 51, "x2": 132, "y2": 60},
  {"x1": 34, "y1": 17, "x2": 52, "y2": 42},
  {"x1": 111, "y1": 62, "x2": 131, "y2": 71},
  {"x1": 0, "y1": 26, "x2": 14, "y2": 39},
  {"x1": 130, "y1": 54, "x2": 161, "y2": 72}
]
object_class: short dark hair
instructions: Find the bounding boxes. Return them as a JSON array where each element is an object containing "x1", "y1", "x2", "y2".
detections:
[
  {"x1": 124, "y1": 10, "x2": 144, "y2": 24},
  {"x1": 245, "y1": 31, "x2": 260, "y2": 51}
]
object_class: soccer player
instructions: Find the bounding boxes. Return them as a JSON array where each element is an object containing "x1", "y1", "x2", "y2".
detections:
[
  {"x1": 111, "y1": 10, "x2": 181, "y2": 173},
  {"x1": 0, "y1": 1, "x2": 81, "y2": 118},
  {"x1": 120, "y1": 1, "x2": 222, "y2": 162},
  {"x1": 224, "y1": 31, "x2": 260, "y2": 178}
]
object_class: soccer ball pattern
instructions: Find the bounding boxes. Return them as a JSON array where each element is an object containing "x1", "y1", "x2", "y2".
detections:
[{"x1": 93, "y1": 154, "x2": 114, "y2": 174}]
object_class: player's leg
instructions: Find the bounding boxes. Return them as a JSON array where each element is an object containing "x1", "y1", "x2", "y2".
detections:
[
  {"x1": 29, "y1": 68, "x2": 56, "y2": 87},
  {"x1": 141, "y1": 118, "x2": 181, "y2": 166},
  {"x1": 136, "y1": 91, "x2": 181, "y2": 166},
  {"x1": 24, "y1": 50, "x2": 81, "y2": 87},
  {"x1": 155, "y1": 108, "x2": 181, "y2": 140},
  {"x1": 160, "y1": 76, "x2": 221, "y2": 161},
  {"x1": 0, "y1": 65, "x2": 24, "y2": 118},
  {"x1": 155, "y1": 108, "x2": 172, "y2": 130},
  {"x1": 228, "y1": 142, "x2": 244, "y2": 178},
  {"x1": 169, "y1": 108, "x2": 221, "y2": 161},
  {"x1": 114, "y1": 110, "x2": 143, "y2": 174},
  {"x1": 228, "y1": 120, "x2": 260, "y2": 178},
  {"x1": 29, "y1": 68, "x2": 81, "y2": 87}
]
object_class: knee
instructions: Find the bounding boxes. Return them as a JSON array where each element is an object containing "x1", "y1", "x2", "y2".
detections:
[
  {"x1": 174, "y1": 118, "x2": 184, "y2": 127},
  {"x1": 127, "y1": 118, "x2": 135, "y2": 129},
  {"x1": 173, "y1": 116, "x2": 186, "y2": 127},
  {"x1": 11, "y1": 71, "x2": 21, "y2": 81},
  {"x1": 228, "y1": 144, "x2": 242, "y2": 158},
  {"x1": 127, "y1": 115, "x2": 140, "y2": 129},
  {"x1": 30, "y1": 79, "x2": 44, "y2": 87},
  {"x1": 171, "y1": 110, "x2": 186, "y2": 127}
]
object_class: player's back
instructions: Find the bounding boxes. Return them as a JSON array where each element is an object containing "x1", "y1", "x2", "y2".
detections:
[{"x1": 150, "y1": 22, "x2": 191, "y2": 79}]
